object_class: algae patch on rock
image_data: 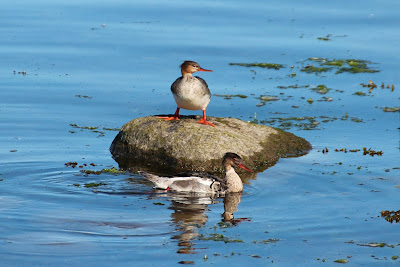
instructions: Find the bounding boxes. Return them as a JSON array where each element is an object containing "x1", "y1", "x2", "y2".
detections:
[{"x1": 110, "y1": 116, "x2": 311, "y2": 175}]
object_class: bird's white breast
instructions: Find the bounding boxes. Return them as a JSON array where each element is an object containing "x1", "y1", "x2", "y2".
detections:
[{"x1": 172, "y1": 76, "x2": 211, "y2": 110}]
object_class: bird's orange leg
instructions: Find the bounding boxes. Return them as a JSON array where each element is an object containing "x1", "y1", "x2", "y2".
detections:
[
  {"x1": 197, "y1": 109, "x2": 215, "y2": 127},
  {"x1": 158, "y1": 107, "x2": 181, "y2": 121}
]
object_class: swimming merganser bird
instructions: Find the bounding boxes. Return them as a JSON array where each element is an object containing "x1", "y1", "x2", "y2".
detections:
[
  {"x1": 158, "y1": 61, "x2": 215, "y2": 127},
  {"x1": 139, "y1": 153, "x2": 252, "y2": 194}
]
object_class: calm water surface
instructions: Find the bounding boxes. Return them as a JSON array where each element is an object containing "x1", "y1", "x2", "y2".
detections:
[{"x1": 1, "y1": 0, "x2": 400, "y2": 266}]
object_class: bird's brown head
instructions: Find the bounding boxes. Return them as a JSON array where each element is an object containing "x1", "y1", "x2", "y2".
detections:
[
  {"x1": 180, "y1": 61, "x2": 213, "y2": 75},
  {"x1": 222, "y1": 152, "x2": 252, "y2": 172}
]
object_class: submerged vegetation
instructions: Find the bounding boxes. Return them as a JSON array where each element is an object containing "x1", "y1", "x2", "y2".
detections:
[
  {"x1": 65, "y1": 162, "x2": 125, "y2": 175},
  {"x1": 383, "y1": 107, "x2": 400, "y2": 112},
  {"x1": 229, "y1": 62, "x2": 284, "y2": 70},
  {"x1": 83, "y1": 182, "x2": 108, "y2": 188},
  {"x1": 353, "y1": 91, "x2": 367, "y2": 96},
  {"x1": 214, "y1": 94, "x2": 248, "y2": 99},
  {"x1": 256, "y1": 95, "x2": 279, "y2": 106},
  {"x1": 312, "y1": 84, "x2": 330, "y2": 94},
  {"x1": 199, "y1": 233, "x2": 243, "y2": 243},
  {"x1": 69, "y1": 123, "x2": 120, "y2": 137},
  {"x1": 79, "y1": 167, "x2": 125, "y2": 176},
  {"x1": 326, "y1": 148, "x2": 383, "y2": 156},
  {"x1": 256, "y1": 113, "x2": 364, "y2": 131},
  {"x1": 75, "y1": 95, "x2": 92, "y2": 99},
  {"x1": 301, "y1": 58, "x2": 379, "y2": 74},
  {"x1": 334, "y1": 259, "x2": 349, "y2": 263}
]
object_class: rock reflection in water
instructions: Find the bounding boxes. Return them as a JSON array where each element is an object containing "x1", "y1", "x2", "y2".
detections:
[{"x1": 156, "y1": 192, "x2": 243, "y2": 254}]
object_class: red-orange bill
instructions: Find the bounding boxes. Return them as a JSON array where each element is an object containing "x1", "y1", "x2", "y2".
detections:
[
  {"x1": 238, "y1": 164, "x2": 252, "y2": 172},
  {"x1": 198, "y1": 68, "x2": 213, "y2": 72}
]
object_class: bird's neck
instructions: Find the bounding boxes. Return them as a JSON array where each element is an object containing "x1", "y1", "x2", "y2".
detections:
[
  {"x1": 224, "y1": 167, "x2": 243, "y2": 193},
  {"x1": 181, "y1": 71, "x2": 193, "y2": 77}
]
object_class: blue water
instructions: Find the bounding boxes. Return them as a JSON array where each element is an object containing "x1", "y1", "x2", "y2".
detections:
[{"x1": 1, "y1": 0, "x2": 400, "y2": 265}]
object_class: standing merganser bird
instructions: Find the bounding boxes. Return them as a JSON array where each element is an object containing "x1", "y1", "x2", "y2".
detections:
[
  {"x1": 139, "y1": 153, "x2": 252, "y2": 194},
  {"x1": 158, "y1": 61, "x2": 215, "y2": 127}
]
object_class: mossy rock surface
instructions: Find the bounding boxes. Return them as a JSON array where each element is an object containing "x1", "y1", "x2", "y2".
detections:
[{"x1": 110, "y1": 116, "x2": 311, "y2": 175}]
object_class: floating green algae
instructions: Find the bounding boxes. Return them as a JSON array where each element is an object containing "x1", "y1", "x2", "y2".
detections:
[
  {"x1": 303, "y1": 58, "x2": 379, "y2": 74},
  {"x1": 70, "y1": 124, "x2": 120, "y2": 135},
  {"x1": 323, "y1": 60, "x2": 345, "y2": 67},
  {"x1": 80, "y1": 167, "x2": 125, "y2": 176},
  {"x1": 317, "y1": 34, "x2": 332, "y2": 41},
  {"x1": 101, "y1": 167, "x2": 125, "y2": 174},
  {"x1": 229, "y1": 62, "x2": 284, "y2": 70},
  {"x1": 277, "y1": 84, "x2": 310, "y2": 89},
  {"x1": 84, "y1": 182, "x2": 107, "y2": 188},
  {"x1": 262, "y1": 116, "x2": 320, "y2": 130},
  {"x1": 301, "y1": 65, "x2": 332, "y2": 73},
  {"x1": 258, "y1": 95, "x2": 279, "y2": 102},
  {"x1": 253, "y1": 238, "x2": 280, "y2": 244},
  {"x1": 102, "y1": 127, "x2": 121, "y2": 131},
  {"x1": 199, "y1": 233, "x2": 243, "y2": 243},
  {"x1": 214, "y1": 94, "x2": 248, "y2": 99},
  {"x1": 383, "y1": 106, "x2": 400, "y2": 112},
  {"x1": 334, "y1": 259, "x2": 348, "y2": 263},
  {"x1": 81, "y1": 170, "x2": 102, "y2": 175},
  {"x1": 312, "y1": 84, "x2": 330, "y2": 94},
  {"x1": 353, "y1": 91, "x2": 367, "y2": 96},
  {"x1": 335, "y1": 59, "x2": 379, "y2": 73},
  {"x1": 70, "y1": 123, "x2": 98, "y2": 130}
]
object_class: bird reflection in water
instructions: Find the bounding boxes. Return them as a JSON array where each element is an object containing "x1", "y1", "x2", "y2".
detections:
[{"x1": 150, "y1": 191, "x2": 246, "y2": 255}]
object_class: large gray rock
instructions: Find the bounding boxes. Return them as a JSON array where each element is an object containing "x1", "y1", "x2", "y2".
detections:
[{"x1": 110, "y1": 116, "x2": 311, "y2": 176}]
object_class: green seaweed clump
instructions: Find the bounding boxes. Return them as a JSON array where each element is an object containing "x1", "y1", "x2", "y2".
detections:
[
  {"x1": 199, "y1": 233, "x2": 243, "y2": 243},
  {"x1": 103, "y1": 127, "x2": 121, "y2": 131},
  {"x1": 312, "y1": 84, "x2": 330, "y2": 94},
  {"x1": 258, "y1": 95, "x2": 279, "y2": 102},
  {"x1": 102, "y1": 167, "x2": 125, "y2": 174},
  {"x1": 383, "y1": 106, "x2": 400, "y2": 112},
  {"x1": 229, "y1": 62, "x2": 284, "y2": 70},
  {"x1": 334, "y1": 259, "x2": 348, "y2": 263},
  {"x1": 214, "y1": 94, "x2": 248, "y2": 99},
  {"x1": 81, "y1": 170, "x2": 102, "y2": 175},
  {"x1": 323, "y1": 59, "x2": 344, "y2": 66},
  {"x1": 353, "y1": 91, "x2": 367, "y2": 96},
  {"x1": 301, "y1": 65, "x2": 332, "y2": 73},
  {"x1": 317, "y1": 34, "x2": 332, "y2": 41},
  {"x1": 84, "y1": 182, "x2": 107, "y2": 188},
  {"x1": 253, "y1": 238, "x2": 280, "y2": 244},
  {"x1": 303, "y1": 58, "x2": 379, "y2": 74},
  {"x1": 264, "y1": 116, "x2": 320, "y2": 131},
  {"x1": 70, "y1": 123, "x2": 98, "y2": 130},
  {"x1": 336, "y1": 60, "x2": 379, "y2": 74}
]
